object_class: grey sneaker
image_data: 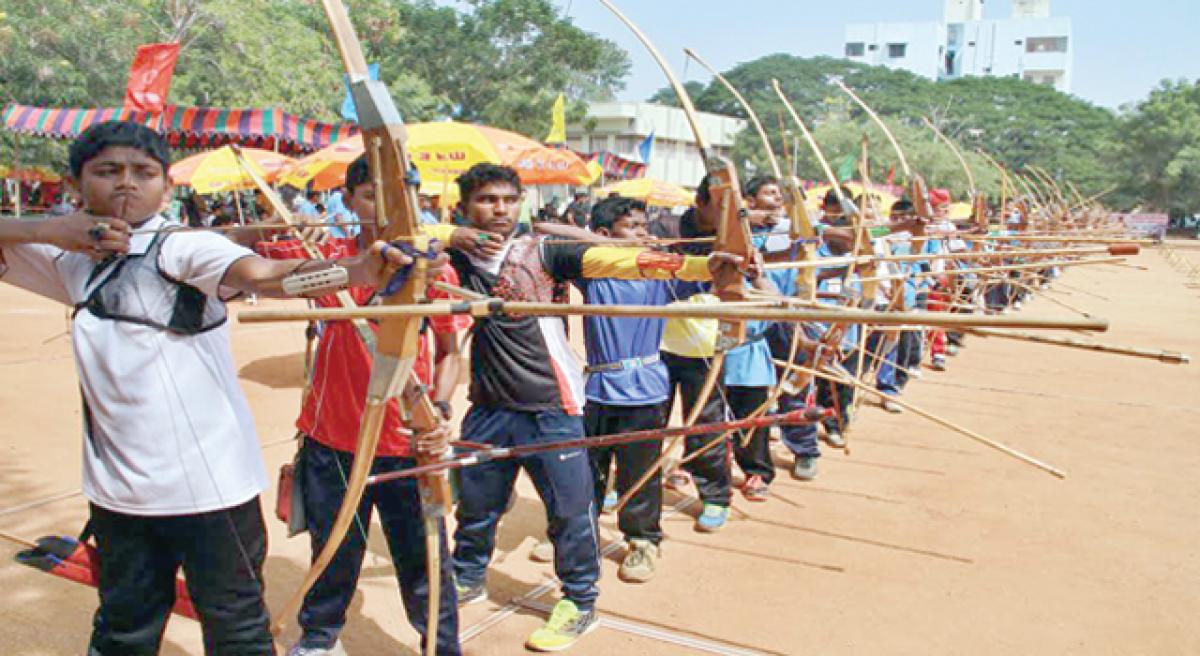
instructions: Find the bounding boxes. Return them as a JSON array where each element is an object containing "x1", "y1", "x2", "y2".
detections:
[
  {"x1": 792, "y1": 456, "x2": 818, "y2": 481},
  {"x1": 618, "y1": 538, "x2": 659, "y2": 583},
  {"x1": 287, "y1": 640, "x2": 347, "y2": 656},
  {"x1": 823, "y1": 429, "x2": 845, "y2": 448},
  {"x1": 455, "y1": 578, "x2": 487, "y2": 607},
  {"x1": 530, "y1": 539, "x2": 554, "y2": 563},
  {"x1": 881, "y1": 398, "x2": 904, "y2": 414},
  {"x1": 525, "y1": 599, "x2": 599, "y2": 652}
]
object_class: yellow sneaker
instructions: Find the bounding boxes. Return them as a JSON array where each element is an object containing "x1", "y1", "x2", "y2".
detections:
[{"x1": 525, "y1": 599, "x2": 598, "y2": 652}]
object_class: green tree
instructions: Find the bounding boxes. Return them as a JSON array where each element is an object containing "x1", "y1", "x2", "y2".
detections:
[
  {"x1": 379, "y1": 0, "x2": 629, "y2": 136},
  {"x1": 654, "y1": 53, "x2": 1119, "y2": 202},
  {"x1": 1115, "y1": 79, "x2": 1200, "y2": 214}
]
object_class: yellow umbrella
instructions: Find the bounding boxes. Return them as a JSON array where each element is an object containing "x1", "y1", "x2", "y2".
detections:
[
  {"x1": 805, "y1": 182, "x2": 899, "y2": 215},
  {"x1": 598, "y1": 178, "x2": 693, "y2": 207},
  {"x1": 282, "y1": 121, "x2": 592, "y2": 191},
  {"x1": 169, "y1": 146, "x2": 296, "y2": 194},
  {"x1": 948, "y1": 202, "x2": 973, "y2": 220}
]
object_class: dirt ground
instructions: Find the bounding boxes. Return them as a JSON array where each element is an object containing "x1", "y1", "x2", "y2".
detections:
[{"x1": 1, "y1": 244, "x2": 1197, "y2": 655}]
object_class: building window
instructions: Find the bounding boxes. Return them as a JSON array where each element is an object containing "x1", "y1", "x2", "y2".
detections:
[
  {"x1": 845, "y1": 42, "x2": 865, "y2": 57},
  {"x1": 967, "y1": 40, "x2": 976, "y2": 47},
  {"x1": 1023, "y1": 71, "x2": 1061, "y2": 86},
  {"x1": 887, "y1": 43, "x2": 907, "y2": 58},
  {"x1": 1026, "y1": 36, "x2": 1068, "y2": 53},
  {"x1": 1014, "y1": 39, "x2": 1024, "y2": 45}
]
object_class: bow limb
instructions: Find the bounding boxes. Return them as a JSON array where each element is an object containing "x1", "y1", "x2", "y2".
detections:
[
  {"x1": 684, "y1": 48, "x2": 783, "y2": 180},
  {"x1": 921, "y1": 116, "x2": 977, "y2": 198},
  {"x1": 271, "y1": 4, "x2": 450, "y2": 655},
  {"x1": 773, "y1": 80, "x2": 860, "y2": 389},
  {"x1": 831, "y1": 78, "x2": 936, "y2": 221},
  {"x1": 599, "y1": 0, "x2": 752, "y2": 515},
  {"x1": 683, "y1": 49, "x2": 824, "y2": 451},
  {"x1": 920, "y1": 117, "x2": 989, "y2": 230}
]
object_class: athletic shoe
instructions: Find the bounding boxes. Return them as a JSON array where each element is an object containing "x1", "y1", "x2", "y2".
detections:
[
  {"x1": 947, "y1": 344, "x2": 959, "y2": 356},
  {"x1": 694, "y1": 503, "x2": 730, "y2": 532},
  {"x1": 881, "y1": 398, "x2": 904, "y2": 414},
  {"x1": 287, "y1": 641, "x2": 347, "y2": 656},
  {"x1": 525, "y1": 599, "x2": 599, "y2": 652},
  {"x1": 741, "y1": 475, "x2": 770, "y2": 502},
  {"x1": 823, "y1": 429, "x2": 846, "y2": 448},
  {"x1": 530, "y1": 539, "x2": 554, "y2": 563},
  {"x1": 455, "y1": 578, "x2": 487, "y2": 607},
  {"x1": 907, "y1": 366, "x2": 923, "y2": 379},
  {"x1": 792, "y1": 456, "x2": 818, "y2": 481},
  {"x1": 618, "y1": 539, "x2": 659, "y2": 583},
  {"x1": 601, "y1": 490, "x2": 618, "y2": 513},
  {"x1": 932, "y1": 354, "x2": 948, "y2": 371}
]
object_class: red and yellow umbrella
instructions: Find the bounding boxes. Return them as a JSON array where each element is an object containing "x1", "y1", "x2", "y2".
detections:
[
  {"x1": 169, "y1": 146, "x2": 296, "y2": 194},
  {"x1": 282, "y1": 121, "x2": 591, "y2": 191}
]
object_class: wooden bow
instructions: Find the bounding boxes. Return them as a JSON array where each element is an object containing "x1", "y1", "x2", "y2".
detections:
[
  {"x1": 599, "y1": 0, "x2": 753, "y2": 515},
  {"x1": 270, "y1": 4, "x2": 451, "y2": 655}
]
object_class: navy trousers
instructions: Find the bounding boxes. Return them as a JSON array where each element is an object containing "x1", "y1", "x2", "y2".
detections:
[{"x1": 452, "y1": 406, "x2": 600, "y2": 611}]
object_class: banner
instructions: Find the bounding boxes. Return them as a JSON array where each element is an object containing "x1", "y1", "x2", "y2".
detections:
[{"x1": 123, "y1": 43, "x2": 180, "y2": 115}]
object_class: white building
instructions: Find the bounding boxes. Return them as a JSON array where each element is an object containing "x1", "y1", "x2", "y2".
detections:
[
  {"x1": 564, "y1": 102, "x2": 746, "y2": 188},
  {"x1": 843, "y1": 0, "x2": 1073, "y2": 93}
]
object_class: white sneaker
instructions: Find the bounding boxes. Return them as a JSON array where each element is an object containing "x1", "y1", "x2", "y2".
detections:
[
  {"x1": 932, "y1": 354, "x2": 947, "y2": 372},
  {"x1": 907, "y1": 367, "x2": 923, "y2": 379},
  {"x1": 881, "y1": 398, "x2": 904, "y2": 414},
  {"x1": 287, "y1": 640, "x2": 347, "y2": 656}
]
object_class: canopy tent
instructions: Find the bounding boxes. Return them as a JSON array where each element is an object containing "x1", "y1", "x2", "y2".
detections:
[
  {"x1": 282, "y1": 121, "x2": 592, "y2": 191},
  {"x1": 2, "y1": 103, "x2": 357, "y2": 154}
]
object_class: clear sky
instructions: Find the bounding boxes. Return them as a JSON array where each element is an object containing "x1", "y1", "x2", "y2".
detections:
[{"x1": 554, "y1": 0, "x2": 1199, "y2": 110}]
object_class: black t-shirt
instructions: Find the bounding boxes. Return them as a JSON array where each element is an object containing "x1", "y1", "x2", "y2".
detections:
[{"x1": 448, "y1": 238, "x2": 591, "y2": 412}]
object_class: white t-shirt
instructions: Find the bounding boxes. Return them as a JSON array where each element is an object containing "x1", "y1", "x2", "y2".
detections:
[{"x1": 0, "y1": 217, "x2": 268, "y2": 516}]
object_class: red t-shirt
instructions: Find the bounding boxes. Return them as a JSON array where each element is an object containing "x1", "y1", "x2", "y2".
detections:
[{"x1": 256, "y1": 238, "x2": 471, "y2": 456}]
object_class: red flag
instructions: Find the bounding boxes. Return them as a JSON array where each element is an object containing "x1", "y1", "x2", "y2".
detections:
[
  {"x1": 124, "y1": 43, "x2": 180, "y2": 114},
  {"x1": 885, "y1": 164, "x2": 897, "y2": 186}
]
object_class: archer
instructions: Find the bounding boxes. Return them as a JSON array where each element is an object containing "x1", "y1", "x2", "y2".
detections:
[{"x1": 0, "y1": 120, "x2": 414, "y2": 656}]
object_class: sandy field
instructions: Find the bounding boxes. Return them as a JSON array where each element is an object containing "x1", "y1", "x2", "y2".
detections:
[{"x1": 0, "y1": 244, "x2": 1197, "y2": 655}]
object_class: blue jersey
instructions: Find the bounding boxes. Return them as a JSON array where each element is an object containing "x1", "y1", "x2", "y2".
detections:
[
  {"x1": 580, "y1": 278, "x2": 671, "y2": 406},
  {"x1": 891, "y1": 238, "x2": 943, "y2": 307}
]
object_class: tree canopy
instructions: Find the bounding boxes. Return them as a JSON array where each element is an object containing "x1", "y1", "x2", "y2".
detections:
[
  {"x1": 653, "y1": 54, "x2": 1123, "y2": 205},
  {"x1": 0, "y1": 0, "x2": 626, "y2": 162}
]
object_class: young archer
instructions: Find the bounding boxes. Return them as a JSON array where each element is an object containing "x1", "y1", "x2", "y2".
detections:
[{"x1": 0, "y1": 121, "x2": 418, "y2": 656}]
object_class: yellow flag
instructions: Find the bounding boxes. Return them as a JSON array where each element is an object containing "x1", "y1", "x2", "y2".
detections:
[{"x1": 545, "y1": 93, "x2": 566, "y2": 143}]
